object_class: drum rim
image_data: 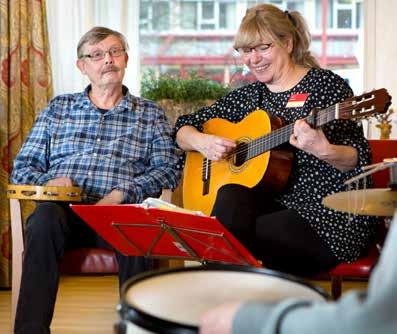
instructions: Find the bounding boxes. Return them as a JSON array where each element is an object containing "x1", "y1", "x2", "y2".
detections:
[
  {"x1": 117, "y1": 302, "x2": 197, "y2": 334},
  {"x1": 119, "y1": 264, "x2": 329, "y2": 332}
]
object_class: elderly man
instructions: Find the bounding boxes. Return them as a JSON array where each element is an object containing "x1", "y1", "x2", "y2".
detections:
[{"x1": 11, "y1": 26, "x2": 180, "y2": 334}]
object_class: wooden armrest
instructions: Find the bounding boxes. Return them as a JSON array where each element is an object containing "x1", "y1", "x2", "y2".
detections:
[
  {"x1": 7, "y1": 184, "x2": 81, "y2": 328},
  {"x1": 160, "y1": 189, "x2": 173, "y2": 203}
]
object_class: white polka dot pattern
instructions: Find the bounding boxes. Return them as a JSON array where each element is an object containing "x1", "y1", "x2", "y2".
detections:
[{"x1": 175, "y1": 68, "x2": 378, "y2": 262}]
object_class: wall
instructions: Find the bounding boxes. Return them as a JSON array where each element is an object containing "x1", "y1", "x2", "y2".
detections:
[{"x1": 364, "y1": 0, "x2": 397, "y2": 139}]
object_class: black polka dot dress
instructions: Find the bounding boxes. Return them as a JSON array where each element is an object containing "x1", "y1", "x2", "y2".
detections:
[{"x1": 175, "y1": 67, "x2": 378, "y2": 262}]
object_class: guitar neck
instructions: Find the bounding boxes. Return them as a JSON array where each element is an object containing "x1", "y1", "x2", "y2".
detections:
[{"x1": 246, "y1": 105, "x2": 336, "y2": 160}]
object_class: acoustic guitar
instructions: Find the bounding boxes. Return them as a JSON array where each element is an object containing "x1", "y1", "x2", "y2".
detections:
[{"x1": 182, "y1": 88, "x2": 392, "y2": 216}]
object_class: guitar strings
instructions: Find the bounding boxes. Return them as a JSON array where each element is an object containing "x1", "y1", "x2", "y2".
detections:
[
  {"x1": 189, "y1": 100, "x2": 357, "y2": 174},
  {"x1": 225, "y1": 100, "x2": 354, "y2": 158}
]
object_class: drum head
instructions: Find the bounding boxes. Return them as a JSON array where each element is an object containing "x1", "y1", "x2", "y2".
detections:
[{"x1": 119, "y1": 264, "x2": 328, "y2": 333}]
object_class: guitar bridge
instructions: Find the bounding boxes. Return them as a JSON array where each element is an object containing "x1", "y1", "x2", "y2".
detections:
[{"x1": 202, "y1": 158, "x2": 211, "y2": 195}]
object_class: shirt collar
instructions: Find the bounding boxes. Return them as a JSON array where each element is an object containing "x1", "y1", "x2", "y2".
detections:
[{"x1": 73, "y1": 85, "x2": 138, "y2": 114}]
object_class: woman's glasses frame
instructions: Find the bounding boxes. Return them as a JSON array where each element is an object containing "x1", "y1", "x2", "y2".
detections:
[{"x1": 236, "y1": 43, "x2": 273, "y2": 58}]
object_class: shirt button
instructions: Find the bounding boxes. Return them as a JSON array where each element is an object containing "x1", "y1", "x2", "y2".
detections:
[
  {"x1": 97, "y1": 138, "x2": 101, "y2": 142},
  {"x1": 93, "y1": 153, "x2": 97, "y2": 157},
  {"x1": 88, "y1": 172, "x2": 92, "y2": 176}
]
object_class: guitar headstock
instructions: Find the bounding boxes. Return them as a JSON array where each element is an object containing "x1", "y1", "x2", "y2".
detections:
[{"x1": 337, "y1": 88, "x2": 392, "y2": 120}]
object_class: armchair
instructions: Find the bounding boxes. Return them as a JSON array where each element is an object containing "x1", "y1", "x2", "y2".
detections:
[{"x1": 7, "y1": 185, "x2": 118, "y2": 329}]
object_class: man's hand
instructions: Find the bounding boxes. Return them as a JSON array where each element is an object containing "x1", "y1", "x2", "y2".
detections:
[
  {"x1": 46, "y1": 177, "x2": 74, "y2": 187},
  {"x1": 199, "y1": 302, "x2": 243, "y2": 334},
  {"x1": 96, "y1": 189, "x2": 124, "y2": 205}
]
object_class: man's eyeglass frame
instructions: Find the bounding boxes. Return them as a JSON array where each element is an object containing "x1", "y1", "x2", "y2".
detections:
[{"x1": 79, "y1": 48, "x2": 126, "y2": 61}]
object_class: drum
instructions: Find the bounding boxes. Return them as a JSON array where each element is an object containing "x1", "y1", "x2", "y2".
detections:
[{"x1": 115, "y1": 264, "x2": 328, "y2": 334}]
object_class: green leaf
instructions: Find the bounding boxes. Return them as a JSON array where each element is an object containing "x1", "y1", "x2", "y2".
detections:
[{"x1": 141, "y1": 70, "x2": 230, "y2": 103}]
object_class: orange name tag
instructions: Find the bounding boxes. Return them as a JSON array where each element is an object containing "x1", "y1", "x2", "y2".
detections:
[{"x1": 286, "y1": 93, "x2": 310, "y2": 108}]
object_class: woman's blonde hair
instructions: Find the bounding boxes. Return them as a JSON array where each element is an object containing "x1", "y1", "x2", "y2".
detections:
[{"x1": 234, "y1": 4, "x2": 319, "y2": 68}]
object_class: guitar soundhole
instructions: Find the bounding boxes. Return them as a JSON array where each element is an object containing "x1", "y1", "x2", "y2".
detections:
[{"x1": 234, "y1": 142, "x2": 248, "y2": 167}]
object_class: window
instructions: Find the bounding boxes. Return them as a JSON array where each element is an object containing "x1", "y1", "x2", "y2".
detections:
[
  {"x1": 139, "y1": 0, "x2": 364, "y2": 93},
  {"x1": 153, "y1": 2, "x2": 170, "y2": 30},
  {"x1": 140, "y1": 2, "x2": 150, "y2": 30},
  {"x1": 333, "y1": 0, "x2": 362, "y2": 30},
  {"x1": 200, "y1": 2, "x2": 215, "y2": 30},
  {"x1": 178, "y1": 1, "x2": 237, "y2": 31},
  {"x1": 337, "y1": 9, "x2": 352, "y2": 29},
  {"x1": 355, "y1": 1, "x2": 362, "y2": 29},
  {"x1": 219, "y1": 2, "x2": 236, "y2": 29},
  {"x1": 140, "y1": 1, "x2": 170, "y2": 32},
  {"x1": 315, "y1": 0, "x2": 362, "y2": 30},
  {"x1": 181, "y1": 1, "x2": 197, "y2": 29},
  {"x1": 47, "y1": 0, "x2": 365, "y2": 97},
  {"x1": 248, "y1": 0, "x2": 303, "y2": 12}
]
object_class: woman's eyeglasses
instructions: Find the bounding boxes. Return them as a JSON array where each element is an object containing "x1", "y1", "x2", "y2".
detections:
[{"x1": 236, "y1": 43, "x2": 273, "y2": 57}]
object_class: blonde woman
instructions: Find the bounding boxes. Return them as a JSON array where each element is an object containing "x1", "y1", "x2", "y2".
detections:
[{"x1": 176, "y1": 4, "x2": 376, "y2": 276}]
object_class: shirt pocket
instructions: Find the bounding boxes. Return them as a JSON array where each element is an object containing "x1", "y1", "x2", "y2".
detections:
[
  {"x1": 50, "y1": 129, "x2": 93, "y2": 163},
  {"x1": 108, "y1": 133, "x2": 151, "y2": 165}
]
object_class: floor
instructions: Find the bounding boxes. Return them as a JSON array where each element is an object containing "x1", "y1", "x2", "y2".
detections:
[
  {"x1": 0, "y1": 275, "x2": 367, "y2": 333},
  {"x1": 0, "y1": 275, "x2": 119, "y2": 334}
]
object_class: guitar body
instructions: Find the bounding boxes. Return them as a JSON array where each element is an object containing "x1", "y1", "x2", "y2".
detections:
[{"x1": 183, "y1": 110, "x2": 293, "y2": 215}]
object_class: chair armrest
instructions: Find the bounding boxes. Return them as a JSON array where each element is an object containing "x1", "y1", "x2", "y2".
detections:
[
  {"x1": 7, "y1": 197, "x2": 24, "y2": 329},
  {"x1": 160, "y1": 189, "x2": 173, "y2": 203}
]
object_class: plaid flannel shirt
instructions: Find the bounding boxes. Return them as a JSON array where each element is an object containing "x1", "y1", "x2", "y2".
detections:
[{"x1": 11, "y1": 86, "x2": 181, "y2": 203}]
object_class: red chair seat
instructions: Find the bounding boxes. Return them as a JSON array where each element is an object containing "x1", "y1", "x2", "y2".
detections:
[
  {"x1": 59, "y1": 248, "x2": 118, "y2": 274},
  {"x1": 329, "y1": 246, "x2": 379, "y2": 278}
]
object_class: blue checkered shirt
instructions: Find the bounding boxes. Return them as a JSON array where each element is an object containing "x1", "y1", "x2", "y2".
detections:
[{"x1": 11, "y1": 86, "x2": 181, "y2": 203}]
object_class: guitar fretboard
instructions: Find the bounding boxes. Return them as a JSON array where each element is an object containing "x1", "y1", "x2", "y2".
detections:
[{"x1": 243, "y1": 104, "x2": 338, "y2": 161}]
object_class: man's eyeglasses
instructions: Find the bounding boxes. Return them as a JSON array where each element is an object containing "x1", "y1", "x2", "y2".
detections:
[
  {"x1": 80, "y1": 48, "x2": 126, "y2": 61},
  {"x1": 236, "y1": 43, "x2": 273, "y2": 57}
]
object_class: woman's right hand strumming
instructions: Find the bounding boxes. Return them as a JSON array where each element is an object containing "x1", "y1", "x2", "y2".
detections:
[{"x1": 176, "y1": 125, "x2": 236, "y2": 161}]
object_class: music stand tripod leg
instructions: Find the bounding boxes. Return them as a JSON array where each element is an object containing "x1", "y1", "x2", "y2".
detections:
[{"x1": 158, "y1": 219, "x2": 201, "y2": 262}]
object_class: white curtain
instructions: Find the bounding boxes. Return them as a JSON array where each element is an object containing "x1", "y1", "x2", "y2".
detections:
[{"x1": 46, "y1": 0, "x2": 140, "y2": 96}]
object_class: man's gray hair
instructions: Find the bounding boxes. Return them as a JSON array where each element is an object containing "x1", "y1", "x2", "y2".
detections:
[{"x1": 77, "y1": 26, "x2": 129, "y2": 58}]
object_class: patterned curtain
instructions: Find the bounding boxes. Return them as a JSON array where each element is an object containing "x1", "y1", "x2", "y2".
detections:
[{"x1": 0, "y1": 0, "x2": 53, "y2": 287}]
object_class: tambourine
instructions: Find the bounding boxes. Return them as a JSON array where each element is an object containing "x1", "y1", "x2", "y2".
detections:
[{"x1": 7, "y1": 184, "x2": 82, "y2": 202}]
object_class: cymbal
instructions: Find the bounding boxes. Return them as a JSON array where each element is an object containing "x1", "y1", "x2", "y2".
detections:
[{"x1": 322, "y1": 188, "x2": 397, "y2": 216}]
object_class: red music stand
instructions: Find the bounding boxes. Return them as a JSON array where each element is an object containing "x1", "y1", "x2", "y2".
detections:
[{"x1": 70, "y1": 204, "x2": 261, "y2": 268}]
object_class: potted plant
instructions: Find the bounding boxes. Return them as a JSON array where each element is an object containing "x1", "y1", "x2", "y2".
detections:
[{"x1": 141, "y1": 71, "x2": 231, "y2": 125}]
